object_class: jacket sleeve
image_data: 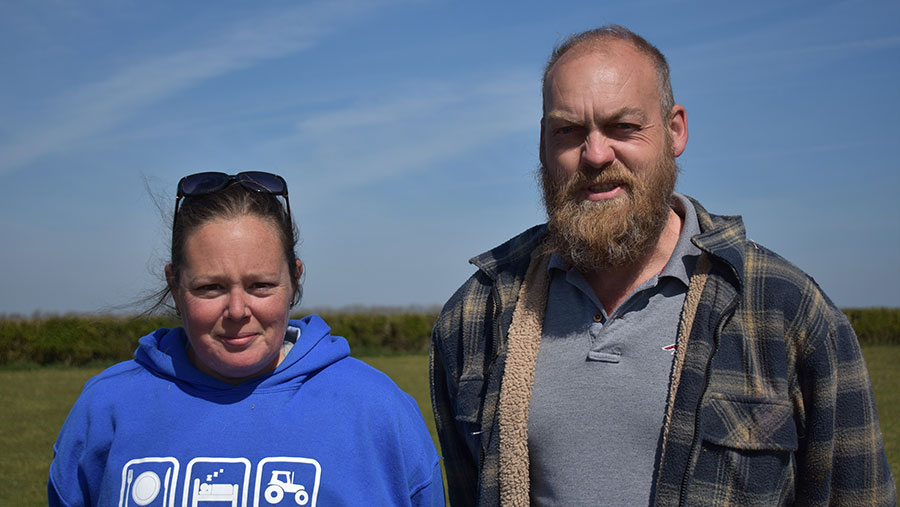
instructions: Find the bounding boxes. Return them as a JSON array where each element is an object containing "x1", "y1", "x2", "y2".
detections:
[
  {"x1": 794, "y1": 307, "x2": 896, "y2": 505},
  {"x1": 430, "y1": 286, "x2": 481, "y2": 507}
]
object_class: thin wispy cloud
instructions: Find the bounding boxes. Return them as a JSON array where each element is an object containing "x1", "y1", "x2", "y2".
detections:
[
  {"x1": 740, "y1": 35, "x2": 900, "y2": 63},
  {"x1": 295, "y1": 93, "x2": 465, "y2": 132},
  {"x1": 674, "y1": 33, "x2": 900, "y2": 69},
  {"x1": 2, "y1": 0, "x2": 897, "y2": 314},
  {"x1": 670, "y1": 0, "x2": 899, "y2": 71},
  {"x1": 270, "y1": 69, "x2": 538, "y2": 190},
  {"x1": 0, "y1": 0, "x2": 393, "y2": 175}
]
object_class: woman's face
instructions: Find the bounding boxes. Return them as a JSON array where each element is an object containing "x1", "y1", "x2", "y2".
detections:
[{"x1": 168, "y1": 214, "x2": 299, "y2": 384}]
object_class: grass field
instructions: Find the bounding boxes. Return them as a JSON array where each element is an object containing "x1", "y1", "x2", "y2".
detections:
[
  {"x1": 3, "y1": 348, "x2": 898, "y2": 505},
  {"x1": 863, "y1": 346, "x2": 900, "y2": 482}
]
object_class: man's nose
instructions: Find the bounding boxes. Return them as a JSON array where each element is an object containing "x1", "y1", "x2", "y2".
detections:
[{"x1": 583, "y1": 131, "x2": 615, "y2": 168}]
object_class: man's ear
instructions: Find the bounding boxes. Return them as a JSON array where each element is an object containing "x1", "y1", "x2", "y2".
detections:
[
  {"x1": 539, "y1": 119, "x2": 547, "y2": 168},
  {"x1": 668, "y1": 105, "x2": 688, "y2": 157},
  {"x1": 295, "y1": 259, "x2": 304, "y2": 280}
]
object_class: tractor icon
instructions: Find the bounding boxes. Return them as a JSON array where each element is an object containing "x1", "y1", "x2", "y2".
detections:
[{"x1": 264, "y1": 470, "x2": 309, "y2": 505}]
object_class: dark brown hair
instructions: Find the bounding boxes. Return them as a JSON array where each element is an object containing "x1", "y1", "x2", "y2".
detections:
[{"x1": 151, "y1": 183, "x2": 302, "y2": 313}]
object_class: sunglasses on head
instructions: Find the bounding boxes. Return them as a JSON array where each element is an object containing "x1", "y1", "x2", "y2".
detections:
[{"x1": 174, "y1": 171, "x2": 291, "y2": 225}]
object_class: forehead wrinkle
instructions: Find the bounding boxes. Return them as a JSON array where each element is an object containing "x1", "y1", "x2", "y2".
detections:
[{"x1": 612, "y1": 65, "x2": 636, "y2": 97}]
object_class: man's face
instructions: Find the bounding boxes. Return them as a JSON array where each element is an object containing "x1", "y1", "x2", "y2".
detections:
[{"x1": 539, "y1": 41, "x2": 684, "y2": 272}]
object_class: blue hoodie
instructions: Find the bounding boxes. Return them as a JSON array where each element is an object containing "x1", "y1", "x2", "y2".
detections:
[{"x1": 48, "y1": 315, "x2": 444, "y2": 506}]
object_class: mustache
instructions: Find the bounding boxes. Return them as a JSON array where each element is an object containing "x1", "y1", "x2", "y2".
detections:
[{"x1": 555, "y1": 163, "x2": 638, "y2": 199}]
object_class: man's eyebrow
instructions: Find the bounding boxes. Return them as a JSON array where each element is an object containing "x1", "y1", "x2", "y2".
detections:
[
  {"x1": 543, "y1": 111, "x2": 580, "y2": 124},
  {"x1": 610, "y1": 107, "x2": 649, "y2": 123},
  {"x1": 543, "y1": 107, "x2": 650, "y2": 124}
]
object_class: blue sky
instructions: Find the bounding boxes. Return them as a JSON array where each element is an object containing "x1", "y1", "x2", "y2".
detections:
[{"x1": 1, "y1": 0, "x2": 898, "y2": 315}]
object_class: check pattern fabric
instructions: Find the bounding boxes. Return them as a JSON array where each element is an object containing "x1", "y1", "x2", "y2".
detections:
[{"x1": 430, "y1": 196, "x2": 896, "y2": 506}]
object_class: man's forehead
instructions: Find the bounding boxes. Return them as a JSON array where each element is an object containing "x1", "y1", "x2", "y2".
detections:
[
  {"x1": 550, "y1": 39, "x2": 651, "y2": 83},
  {"x1": 543, "y1": 39, "x2": 659, "y2": 111}
]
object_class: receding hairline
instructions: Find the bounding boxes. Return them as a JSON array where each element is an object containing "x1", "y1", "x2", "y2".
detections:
[
  {"x1": 543, "y1": 39, "x2": 655, "y2": 96},
  {"x1": 541, "y1": 26, "x2": 675, "y2": 118}
]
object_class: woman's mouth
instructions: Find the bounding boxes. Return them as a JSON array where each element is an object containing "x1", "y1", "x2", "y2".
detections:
[{"x1": 218, "y1": 333, "x2": 259, "y2": 348}]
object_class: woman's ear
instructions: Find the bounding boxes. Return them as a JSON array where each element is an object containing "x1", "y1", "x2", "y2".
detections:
[
  {"x1": 165, "y1": 264, "x2": 182, "y2": 315},
  {"x1": 289, "y1": 259, "x2": 304, "y2": 308},
  {"x1": 165, "y1": 264, "x2": 176, "y2": 290}
]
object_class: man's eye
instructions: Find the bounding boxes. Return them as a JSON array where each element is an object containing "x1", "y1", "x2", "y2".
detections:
[
  {"x1": 554, "y1": 126, "x2": 577, "y2": 136},
  {"x1": 614, "y1": 123, "x2": 640, "y2": 132}
]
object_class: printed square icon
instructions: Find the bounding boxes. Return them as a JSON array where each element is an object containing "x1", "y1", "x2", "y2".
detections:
[
  {"x1": 120, "y1": 457, "x2": 179, "y2": 507},
  {"x1": 253, "y1": 457, "x2": 321, "y2": 507}
]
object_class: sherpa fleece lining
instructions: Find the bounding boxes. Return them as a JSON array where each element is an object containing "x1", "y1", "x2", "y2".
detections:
[{"x1": 497, "y1": 251, "x2": 713, "y2": 506}]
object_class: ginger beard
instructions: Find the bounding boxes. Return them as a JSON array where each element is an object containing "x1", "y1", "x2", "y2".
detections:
[{"x1": 540, "y1": 137, "x2": 679, "y2": 273}]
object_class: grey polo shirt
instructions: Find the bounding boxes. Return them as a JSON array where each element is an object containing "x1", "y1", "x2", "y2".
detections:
[{"x1": 528, "y1": 193, "x2": 701, "y2": 506}]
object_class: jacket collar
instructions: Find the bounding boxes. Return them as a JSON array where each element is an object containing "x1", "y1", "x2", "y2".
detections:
[
  {"x1": 469, "y1": 223, "x2": 547, "y2": 280},
  {"x1": 686, "y1": 196, "x2": 747, "y2": 293}
]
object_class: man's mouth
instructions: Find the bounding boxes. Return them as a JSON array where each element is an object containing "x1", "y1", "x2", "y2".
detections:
[
  {"x1": 588, "y1": 182, "x2": 621, "y2": 193},
  {"x1": 581, "y1": 181, "x2": 626, "y2": 201}
]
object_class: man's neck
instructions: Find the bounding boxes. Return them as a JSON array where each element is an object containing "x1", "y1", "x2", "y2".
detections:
[{"x1": 585, "y1": 208, "x2": 684, "y2": 315}]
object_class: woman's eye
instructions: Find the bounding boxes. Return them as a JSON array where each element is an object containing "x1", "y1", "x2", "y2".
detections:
[{"x1": 190, "y1": 284, "x2": 224, "y2": 297}]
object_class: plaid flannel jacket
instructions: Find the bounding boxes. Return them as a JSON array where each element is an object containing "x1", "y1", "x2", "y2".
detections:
[{"x1": 430, "y1": 197, "x2": 896, "y2": 506}]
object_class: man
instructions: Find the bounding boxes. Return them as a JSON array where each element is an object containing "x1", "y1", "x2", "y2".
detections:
[{"x1": 430, "y1": 25, "x2": 895, "y2": 506}]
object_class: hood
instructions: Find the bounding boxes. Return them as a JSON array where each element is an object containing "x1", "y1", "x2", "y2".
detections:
[{"x1": 133, "y1": 314, "x2": 350, "y2": 392}]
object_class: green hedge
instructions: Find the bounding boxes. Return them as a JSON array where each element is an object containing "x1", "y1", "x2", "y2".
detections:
[
  {"x1": 1, "y1": 308, "x2": 898, "y2": 366},
  {"x1": 317, "y1": 312, "x2": 437, "y2": 356},
  {"x1": 0, "y1": 312, "x2": 438, "y2": 367},
  {"x1": 843, "y1": 308, "x2": 900, "y2": 346},
  {"x1": 0, "y1": 315, "x2": 181, "y2": 366}
]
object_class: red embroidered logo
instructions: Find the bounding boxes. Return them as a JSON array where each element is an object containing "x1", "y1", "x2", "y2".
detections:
[{"x1": 662, "y1": 343, "x2": 676, "y2": 355}]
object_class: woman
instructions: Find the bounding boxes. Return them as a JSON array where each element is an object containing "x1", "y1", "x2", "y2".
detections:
[{"x1": 48, "y1": 172, "x2": 444, "y2": 506}]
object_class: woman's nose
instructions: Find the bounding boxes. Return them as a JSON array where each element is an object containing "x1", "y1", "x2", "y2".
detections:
[{"x1": 225, "y1": 288, "x2": 250, "y2": 319}]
